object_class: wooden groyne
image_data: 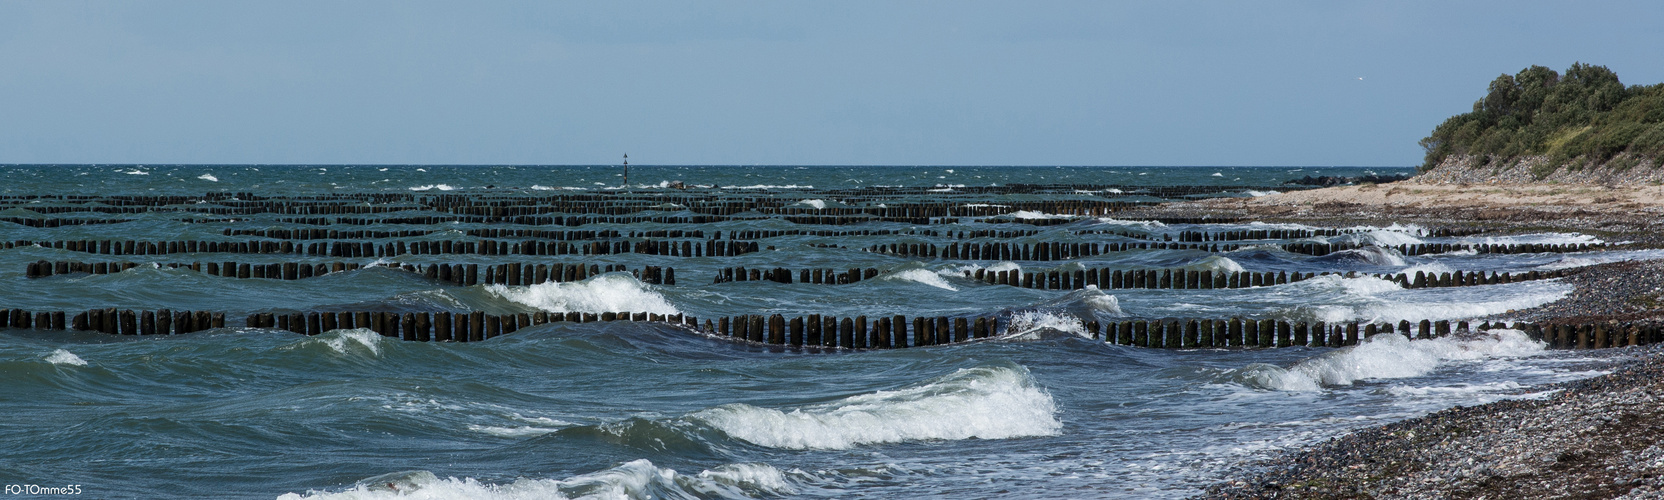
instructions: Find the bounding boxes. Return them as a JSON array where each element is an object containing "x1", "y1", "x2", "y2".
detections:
[
  {"x1": 868, "y1": 240, "x2": 1607, "y2": 260},
  {"x1": 965, "y1": 267, "x2": 1571, "y2": 290},
  {"x1": 24, "y1": 260, "x2": 674, "y2": 285},
  {"x1": 4, "y1": 306, "x2": 1657, "y2": 352},
  {"x1": 9, "y1": 238, "x2": 757, "y2": 258}
]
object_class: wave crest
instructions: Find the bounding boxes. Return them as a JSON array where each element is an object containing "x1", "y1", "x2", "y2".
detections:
[
  {"x1": 487, "y1": 274, "x2": 679, "y2": 315},
  {"x1": 278, "y1": 459, "x2": 800, "y2": 500},
  {"x1": 1002, "y1": 311, "x2": 1090, "y2": 339},
  {"x1": 45, "y1": 349, "x2": 87, "y2": 366},
  {"x1": 690, "y1": 364, "x2": 1060, "y2": 450},
  {"x1": 1240, "y1": 330, "x2": 1545, "y2": 392},
  {"x1": 281, "y1": 329, "x2": 385, "y2": 357},
  {"x1": 881, "y1": 269, "x2": 957, "y2": 291}
]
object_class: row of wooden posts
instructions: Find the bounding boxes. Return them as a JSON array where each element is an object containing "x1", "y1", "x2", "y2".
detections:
[
  {"x1": 868, "y1": 240, "x2": 1600, "y2": 261},
  {"x1": 1169, "y1": 226, "x2": 1485, "y2": 242},
  {"x1": 224, "y1": 228, "x2": 634, "y2": 240},
  {"x1": 23, "y1": 260, "x2": 674, "y2": 286},
  {"x1": 222, "y1": 227, "x2": 1035, "y2": 242},
  {"x1": 202, "y1": 225, "x2": 1550, "y2": 254},
  {"x1": 8, "y1": 305, "x2": 1658, "y2": 352},
  {"x1": 713, "y1": 267, "x2": 881, "y2": 285},
  {"x1": 968, "y1": 267, "x2": 1572, "y2": 290},
  {"x1": 0, "y1": 308, "x2": 223, "y2": 334},
  {"x1": 10, "y1": 238, "x2": 759, "y2": 258},
  {"x1": 1282, "y1": 241, "x2": 1607, "y2": 257},
  {"x1": 1085, "y1": 317, "x2": 1664, "y2": 350}
]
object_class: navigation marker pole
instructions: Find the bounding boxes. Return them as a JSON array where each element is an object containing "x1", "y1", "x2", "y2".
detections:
[{"x1": 622, "y1": 153, "x2": 629, "y2": 192}]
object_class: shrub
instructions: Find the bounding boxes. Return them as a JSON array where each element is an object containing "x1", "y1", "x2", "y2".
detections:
[{"x1": 1419, "y1": 63, "x2": 1664, "y2": 172}]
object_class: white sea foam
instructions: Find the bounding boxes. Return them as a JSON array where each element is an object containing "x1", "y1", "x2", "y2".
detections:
[
  {"x1": 1244, "y1": 329, "x2": 1545, "y2": 392},
  {"x1": 408, "y1": 184, "x2": 457, "y2": 191},
  {"x1": 45, "y1": 349, "x2": 86, "y2": 366},
  {"x1": 287, "y1": 329, "x2": 384, "y2": 357},
  {"x1": 882, "y1": 269, "x2": 957, "y2": 291},
  {"x1": 690, "y1": 365, "x2": 1060, "y2": 450},
  {"x1": 1184, "y1": 255, "x2": 1245, "y2": 274},
  {"x1": 1384, "y1": 380, "x2": 1527, "y2": 398},
  {"x1": 466, "y1": 425, "x2": 556, "y2": 438},
  {"x1": 985, "y1": 261, "x2": 1022, "y2": 273},
  {"x1": 1094, "y1": 217, "x2": 1166, "y2": 227},
  {"x1": 468, "y1": 414, "x2": 575, "y2": 437},
  {"x1": 278, "y1": 459, "x2": 800, "y2": 500},
  {"x1": 794, "y1": 199, "x2": 827, "y2": 209},
  {"x1": 1332, "y1": 227, "x2": 1424, "y2": 247},
  {"x1": 1002, "y1": 311, "x2": 1090, "y2": 339},
  {"x1": 1460, "y1": 232, "x2": 1603, "y2": 246},
  {"x1": 1212, "y1": 172, "x2": 1224, "y2": 177},
  {"x1": 1244, "y1": 190, "x2": 1278, "y2": 197},
  {"x1": 197, "y1": 173, "x2": 218, "y2": 182},
  {"x1": 1536, "y1": 249, "x2": 1664, "y2": 270},
  {"x1": 123, "y1": 169, "x2": 149, "y2": 175},
  {"x1": 1318, "y1": 245, "x2": 1407, "y2": 267},
  {"x1": 945, "y1": 261, "x2": 1023, "y2": 278},
  {"x1": 1010, "y1": 210, "x2": 1077, "y2": 220},
  {"x1": 1081, "y1": 289, "x2": 1125, "y2": 315},
  {"x1": 726, "y1": 184, "x2": 811, "y2": 189},
  {"x1": 1284, "y1": 274, "x2": 1570, "y2": 324},
  {"x1": 1399, "y1": 261, "x2": 1455, "y2": 277},
  {"x1": 486, "y1": 273, "x2": 679, "y2": 315}
]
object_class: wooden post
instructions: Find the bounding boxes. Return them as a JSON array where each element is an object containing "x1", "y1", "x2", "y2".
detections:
[
  {"x1": 858, "y1": 316, "x2": 871, "y2": 348},
  {"x1": 435, "y1": 312, "x2": 453, "y2": 342}
]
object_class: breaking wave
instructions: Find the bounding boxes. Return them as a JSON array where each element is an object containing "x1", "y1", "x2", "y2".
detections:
[
  {"x1": 280, "y1": 329, "x2": 385, "y2": 357},
  {"x1": 690, "y1": 364, "x2": 1060, "y2": 450},
  {"x1": 1002, "y1": 311, "x2": 1090, "y2": 339},
  {"x1": 45, "y1": 349, "x2": 87, "y2": 366},
  {"x1": 881, "y1": 269, "x2": 957, "y2": 291},
  {"x1": 1314, "y1": 245, "x2": 1407, "y2": 267},
  {"x1": 486, "y1": 273, "x2": 680, "y2": 315},
  {"x1": 1238, "y1": 329, "x2": 1545, "y2": 392},
  {"x1": 1275, "y1": 274, "x2": 1569, "y2": 324},
  {"x1": 1184, "y1": 255, "x2": 1246, "y2": 274},
  {"x1": 278, "y1": 459, "x2": 801, "y2": 500}
]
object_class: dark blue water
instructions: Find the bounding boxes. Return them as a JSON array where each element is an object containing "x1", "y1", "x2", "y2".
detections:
[{"x1": 0, "y1": 165, "x2": 1640, "y2": 499}]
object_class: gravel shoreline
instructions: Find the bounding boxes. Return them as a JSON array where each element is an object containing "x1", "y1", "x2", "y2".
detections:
[
  {"x1": 1196, "y1": 258, "x2": 1664, "y2": 499},
  {"x1": 1200, "y1": 343, "x2": 1664, "y2": 499},
  {"x1": 1135, "y1": 186, "x2": 1664, "y2": 499}
]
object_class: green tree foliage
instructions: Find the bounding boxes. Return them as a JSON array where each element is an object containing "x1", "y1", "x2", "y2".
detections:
[{"x1": 1419, "y1": 63, "x2": 1664, "y2": 172}]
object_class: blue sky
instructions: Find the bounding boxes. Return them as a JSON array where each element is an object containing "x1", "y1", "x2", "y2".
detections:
[{"x1": 0, "y1": 1, "x2": 1659, "y2": 166}]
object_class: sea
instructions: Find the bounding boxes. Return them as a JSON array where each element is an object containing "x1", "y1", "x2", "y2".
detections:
[{"x1": 0, "y1": 164, "x2": 1656, "y2": 499}]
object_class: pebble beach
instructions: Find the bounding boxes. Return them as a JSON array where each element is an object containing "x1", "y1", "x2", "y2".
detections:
[{"x1": 1159, "y1": 170, "x2": 1664, "y2": 499}]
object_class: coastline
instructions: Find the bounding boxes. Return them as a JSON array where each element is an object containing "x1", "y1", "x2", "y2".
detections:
[
  {"x1": 1164, "y1": 178, "x2": 1664, "y2": 499},
  {"x1": 1203, "y1": 342, "x2": 1664, "y2": 499},
  {"x1": 1137, "y1": 182, "x2": 1664, "y2": 242}
]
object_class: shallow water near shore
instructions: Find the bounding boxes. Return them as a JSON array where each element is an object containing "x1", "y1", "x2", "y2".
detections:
[{"x1": 0, "y1": 165, "x2": 1635, "y2": 498}]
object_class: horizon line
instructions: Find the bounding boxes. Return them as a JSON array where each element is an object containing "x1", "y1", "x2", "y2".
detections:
[{"x1": 0, "y1": 163, "x2": 1416, "y2": 168}]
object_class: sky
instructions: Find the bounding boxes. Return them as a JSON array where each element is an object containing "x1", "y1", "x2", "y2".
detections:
[{"x1": 0, "y1": 1, "x2": 1659, "y2": 166}]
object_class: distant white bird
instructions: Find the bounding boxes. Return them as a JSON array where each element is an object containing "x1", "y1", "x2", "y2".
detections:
[{"x1": 1357, "y1": 77, "x2": 1365, "y2": 80}]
